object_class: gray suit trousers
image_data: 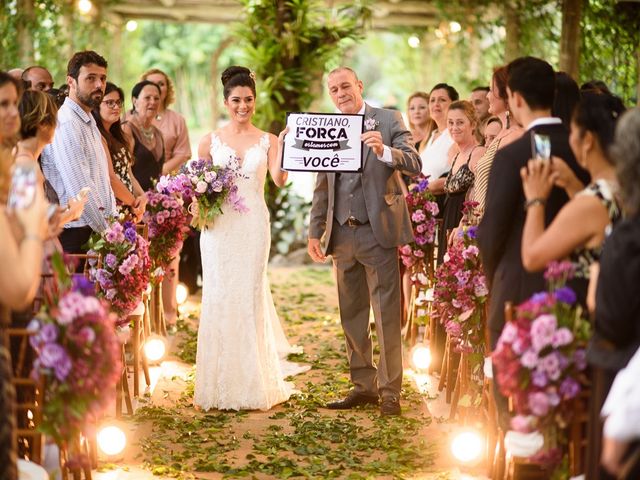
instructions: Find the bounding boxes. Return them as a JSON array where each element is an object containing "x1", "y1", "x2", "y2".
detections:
[{"x1": 331, "y1": 221, "x2": 403, "y2": 399}]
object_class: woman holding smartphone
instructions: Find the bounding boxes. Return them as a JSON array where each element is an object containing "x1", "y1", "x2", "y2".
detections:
[{"x1": 520, "y1": 92, "x2": 625, "y2": 304}]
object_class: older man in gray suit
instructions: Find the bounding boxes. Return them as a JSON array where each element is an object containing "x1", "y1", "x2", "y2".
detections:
[{"x1": 308, "y1": 67, "x2": 421, "y2": 416}]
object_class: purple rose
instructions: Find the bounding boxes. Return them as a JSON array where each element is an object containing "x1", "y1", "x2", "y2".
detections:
[
  {"x1": 560, "y1": 377, "x2": 580, "y2": 399},
  {"x1": 39, "y1": 323, "x2": 58, "y2": 343},
  {"x1": 53, "y1": 353, "x2": 72, "y2": 381},
  {"x1": 554, "y1": 286, "x2": 577, "y2": 305},
  {"x1": 528, "y1": 391, "x2": 550, "y2": 417},
  {"x1": 40, "y1": 343, "x2": 67, "y2": 369}
]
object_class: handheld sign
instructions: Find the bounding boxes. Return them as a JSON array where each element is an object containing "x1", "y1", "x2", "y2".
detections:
[{"x1": 281, "y1": 112, "x2": 364, "y2": 172}]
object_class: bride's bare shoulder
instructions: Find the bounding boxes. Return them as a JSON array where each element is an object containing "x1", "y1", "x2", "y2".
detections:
[{"x1": 197, "y1": 132, "x2": 215, "y2": 159}]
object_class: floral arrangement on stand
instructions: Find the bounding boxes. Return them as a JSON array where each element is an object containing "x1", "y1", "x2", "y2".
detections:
[
  {"x1": 159, "y1": 157, "x2": 247, "y2": 231},
  {"x1": 29, "y1": 252, "x2": 122, "y2": 468},
  {"x1": 86, "y1": 219, "x2": 152, "y2": 325},
  {"x1": 432, "y1": 202, "x2": 488, "y2": 354},
  {"x1": 143, "y1": 189, "x2": 190, "y2": 284},
  {"x1": 399, "y1": 175, "x2": 439, "y2": 291},
  {"x1": 492, "y1": 261, "x2": 590, "y2": 469}
]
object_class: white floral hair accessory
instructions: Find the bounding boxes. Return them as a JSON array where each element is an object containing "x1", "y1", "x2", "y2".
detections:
[
  {"x1": 364, "y1": 117, "x2": 379, "y2": 131},
  {"x1": 249, "y1": 71, "x2": 256, "y2": 81}
]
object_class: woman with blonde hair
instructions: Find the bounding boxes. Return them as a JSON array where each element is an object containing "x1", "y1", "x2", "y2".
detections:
[{"x1": 406, "y1": 91, "x2": 433, "y2": 153}]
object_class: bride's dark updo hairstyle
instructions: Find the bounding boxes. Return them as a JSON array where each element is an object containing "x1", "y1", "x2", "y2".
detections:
[{"x1": 221, "y1": 66, "x2": 256, "y2": 99}]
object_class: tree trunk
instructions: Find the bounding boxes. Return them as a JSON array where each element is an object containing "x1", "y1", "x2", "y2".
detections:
[
  {"x1": 504, "y1": 1, "x2": 521, "y2": 63},
  {"x1": 209, "y1": 37, "x2": 233, "y2": 129},
  {"x1": 17, "y1": 0, "x2": 35, "y2": 65},
  {"x1": 61, "y1": 0, "x2": 75, "y2": 61},
  {"x1": 559, "y1": 0, "x2": 583, "y2": 78}
]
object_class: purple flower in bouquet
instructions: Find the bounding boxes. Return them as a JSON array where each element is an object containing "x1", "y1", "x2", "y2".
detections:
[
  {"x1": 412, "y1": 210, "x2": 426, "y2": 222},
  {"x1": 455, "y1": 270, "x2": 471, "y2": 285},
  {"x1": 551, "y1": 327, "x2": 574, "y2": 348},
  {"x1": 204, "y1": 170, "x2": 217, "y2": 182},
  {"x1": 72, "y1": 275, "x2": 95, "y2": 296},
  {"x1": 541, "y1": 353, "x2": 561, "y2": 380},
  {"x1": 39, "y1": 323, "x2": 59, "y2": 343},
  {"x1": 118, "y1": 254, "x2": 139, "y2": 276},
  {"x1": 554, "y1": 286, "x2": 577, "y2": 305},
  {"x1": 417, "y1": 177, "x2": 430, "y2": 191},
  {"x1": 531, "y1": 369, "x2": 549, "y2": 387},
  {"x1": 40, "y1": 343, "x2": 69, "y2": 374},
  {"x1": 531, "y1": 314, "x2": 557, "y2": 352},
  {"x1": 445, "y1": 320, "x2": 462, "y2": 338},
  {"x1": 462, "y1": 244, "x2": 479, "y2": 260},
  {"x1": 531, "y1": 292, "x2": 551, "y2": 304},
  {"x1": 528, "y1": 391, "x2": 550, "y2": 416},
  {"x1": 466, "y1": 226, "x2": 477, "y2": 239},
  {"x1": 547, "y1": 388, "x2": 561, "y2": 406},
  {"x1": 227, "y1": 188, "x2": 249, "y2": 213},
  {"x1": 544, "y1": 260, "x2": 575, "y2": 282},
  {"x1": 105, "y1": 288, "x2": 117, "y2": 300},
  {"x1": 521, "y1": 349, "x2": 538, "y2": 369},
  {"x1": 559, "y1": 377, "x2": 580, "y2": 399},
  {"x1": 415, "y1": 235, "x2": 427, "y2": 246},
  {"x1": 211, "y1": 180, "x2": 224, "y2": 192},
  {"x1": 573, "y1": 349, "x2": 587, "y2": 370},
  {"x1": 124, "y1": 226, "x2": 137, "y2": 244},
  {"x1": 105, "y1": 222, "x2": 124, "y2": 243}
]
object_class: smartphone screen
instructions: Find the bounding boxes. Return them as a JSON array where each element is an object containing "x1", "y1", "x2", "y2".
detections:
[
  {"x1": 8, "y1": 164, "x2": 38, "y2": 210},
  {"x1": 531, "y1": 132, "x2": 551, "y2": 162}
]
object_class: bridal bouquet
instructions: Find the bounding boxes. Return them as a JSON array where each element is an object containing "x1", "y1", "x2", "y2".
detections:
[
  {"x1": 86, "y1": 220, "x2": 152, "y2": 324},
  {"x1": 399, "y1": 175, "x2": 439, "y2": 286},
  {"x1": 29, "y1": 253, "x2": 121, "y2": 454},
  {"x1": 432, "y1": 202, "x2": 488, "y2": 353},
  {"x1": 492, "y1": 261, "x2": 590, "y2": 466},
  {"x1": 159, "y1": 157, "x2": 248, "y2": 230},
  {"x1": 143, "y1": 190, "x2": 190, "y2": 284}
]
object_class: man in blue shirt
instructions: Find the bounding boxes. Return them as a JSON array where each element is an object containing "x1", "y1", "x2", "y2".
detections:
[{"x1": 42, "y1": 50, "x2": 117, "y2": 253}]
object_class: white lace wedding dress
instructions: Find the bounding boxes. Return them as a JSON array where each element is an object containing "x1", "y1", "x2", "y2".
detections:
[{"x1": 194, "y1": 132, "x2": 307, "y2": 411}]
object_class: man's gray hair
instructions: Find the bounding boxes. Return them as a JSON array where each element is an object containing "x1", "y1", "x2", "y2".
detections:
[{"x1": 327, "y1": 67, "x2": 359, "y2": 82}]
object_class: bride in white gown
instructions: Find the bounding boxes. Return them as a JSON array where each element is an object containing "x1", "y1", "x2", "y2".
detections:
[{"x1": 194, "y1": 66, "x2": 307, "y2": 411}]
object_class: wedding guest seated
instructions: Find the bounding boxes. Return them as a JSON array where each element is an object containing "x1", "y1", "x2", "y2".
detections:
[
  {"x1": 21, "y1": 66, "x2": 54, "y2": 93},
  {"x1": 92, "y1": 82, "x2": 146, "y2": 222},
  {"x1": 123, "y1": 81, "x2": 165, "y2": 192},
  {"x1": 520, "y1": 91, "x2": 625, "y2": 305},
  {"x1": 41, "y1": 51, "x2": 117, "y2": 253},
  {"x1": 586, "y1": 106, "x2": 640, "y2": 480}
]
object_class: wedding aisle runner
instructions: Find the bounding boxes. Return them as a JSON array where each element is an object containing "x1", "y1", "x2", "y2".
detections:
[{"x1": 104, "y1": 265, "x2": 479, "y2": 479}]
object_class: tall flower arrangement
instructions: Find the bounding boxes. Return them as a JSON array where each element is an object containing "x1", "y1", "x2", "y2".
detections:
[
  {"x1": 492, "y1": 261, "x2": 590, "y2": 466},
  {"x1": 29, "y1": 253, "x2": 122, "y2": 459},
  {"x1": 399, "y1": 175, "x2": 439, "y2": 288},
  {"x1": 160, "y1": 157, "x2": 247, "y2": 231},
  {"x1": 143, "y1": 189, "x2": 190, "y2": 284},
  {"x1": 86, "y1": 220, "x2": 151, "y2": 324},
  {"x1": 432, "y1": 203, "x2": 488, "y2": 353}
]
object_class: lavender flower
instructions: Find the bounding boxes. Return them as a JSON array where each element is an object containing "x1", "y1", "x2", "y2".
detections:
[
  {"x1": 554, "y1": 286, "x2": 577, "y2": 305},
  {"x1": 39, "y1": 323, "x2": 59, "y2": 343},
  {"x1": 124, "y1": 227, "x2": 137, "y2": 244},
  {"x1": 531, "y1": 369, "x2": 548, "y2": 387},
  {"x1": 531, "y1": 314, "x2": 557, "y2": 352},
  {"x1": 559, "y1": 377, "x2": 580, "y2": 399}
]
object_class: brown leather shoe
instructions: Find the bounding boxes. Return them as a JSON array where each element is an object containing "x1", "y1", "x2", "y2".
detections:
[
  {"x1": 326, "y1": 390, "x2": 379, "y2": 410},
  {"x1": 380, "y1": 396, "x2": 401, "y2": 416}
]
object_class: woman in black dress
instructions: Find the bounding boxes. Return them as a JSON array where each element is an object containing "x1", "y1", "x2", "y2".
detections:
[{"x1": 123, "y1": 81, "x2": 165, "y2": 192}]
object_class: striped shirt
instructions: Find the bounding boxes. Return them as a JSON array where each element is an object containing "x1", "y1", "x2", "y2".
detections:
[
  {"x1": 471, "y1": 138, "x2": 501, "y2": 218},
  {"x1": 41, "y1": 97, "x2": 117, "y2": 233}
]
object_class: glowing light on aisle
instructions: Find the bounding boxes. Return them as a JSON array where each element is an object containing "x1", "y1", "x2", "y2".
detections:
[
  {"x1": 451, "y1": 430, "x2": 483, "y2": 464},
  {"x1": 176, "y1": 283, "x2": 189, "y2": 305},
  {"x1": 144, "y1": 335, "x2": 167, "y2": 362},
  {"x1": 97, "y1": 425, "x2": 127, "y2": 456}
]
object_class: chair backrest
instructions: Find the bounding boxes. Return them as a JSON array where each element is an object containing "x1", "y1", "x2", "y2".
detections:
[
  {"x1": 3, "y1": 328, "x2": 44, "y2": 464},
  {"x1": 65, "y1": 253, "x2": 102, "y2": 277}
]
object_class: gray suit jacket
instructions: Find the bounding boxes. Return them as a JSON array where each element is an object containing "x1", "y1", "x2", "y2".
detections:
[{"x1": 308, "y1": 104, "x2": 422, "y2": 252}]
